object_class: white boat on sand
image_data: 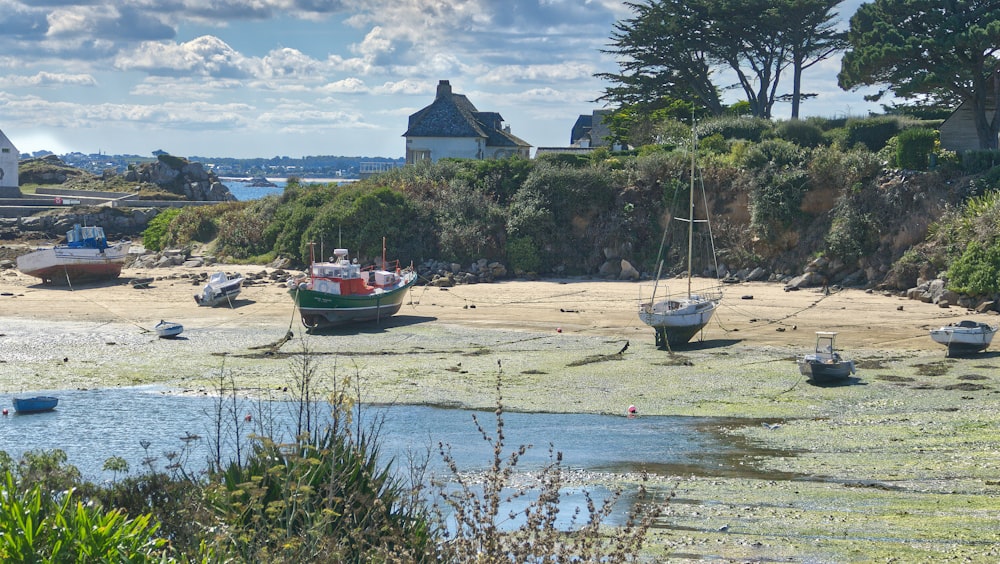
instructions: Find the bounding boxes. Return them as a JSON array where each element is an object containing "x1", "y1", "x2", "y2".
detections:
[
  {"x1": 154, "y1": 320, "x2": 184, "y2": 338},
  {"x1": 194, "y1": 272, "x2": 243, "y2": 307},
  {"x1": 638, "y1": 131, "x2": 722, "y2": 348},
  {"x1": 16, "y1": 224, "x2": 130, "y2": 284},
  {"x1": 930, "y1": 320, "x2": 997, "y2": 356}
]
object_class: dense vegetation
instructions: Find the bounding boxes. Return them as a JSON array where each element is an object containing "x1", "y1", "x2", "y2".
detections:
[{"x1": 145, "y1": 114, "x2": 1000, "y2": 298}]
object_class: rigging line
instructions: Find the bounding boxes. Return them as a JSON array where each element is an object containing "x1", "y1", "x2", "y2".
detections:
[
  {"x1": 708, "y1": 289, "x2": 835, "y2": 335},
  {"x1": 59, "y1": 279, "x2": 152, "y2": 332}
]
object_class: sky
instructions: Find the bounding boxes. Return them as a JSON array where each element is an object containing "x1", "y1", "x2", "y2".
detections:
[{"x1": 0, "y1": 0, "x2": 881, "y2": 159}]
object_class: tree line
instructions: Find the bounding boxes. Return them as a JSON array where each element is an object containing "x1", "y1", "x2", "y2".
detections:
[{"x1": 598, "y1": 0, "x2": 1000, "y2": 150}]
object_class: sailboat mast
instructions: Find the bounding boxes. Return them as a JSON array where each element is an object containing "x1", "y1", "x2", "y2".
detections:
[{"x1": 687, "y1": 131, "x2": 696, "y2": 298}]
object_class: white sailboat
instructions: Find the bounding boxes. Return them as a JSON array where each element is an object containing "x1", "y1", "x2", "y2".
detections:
[{"x1": 638, "y1": 131, "x2": 722, "y2": 348}]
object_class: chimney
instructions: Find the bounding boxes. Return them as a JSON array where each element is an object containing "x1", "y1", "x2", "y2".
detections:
[{"x1": 436, "y1": 80, "x2": 452, "y2": 99}]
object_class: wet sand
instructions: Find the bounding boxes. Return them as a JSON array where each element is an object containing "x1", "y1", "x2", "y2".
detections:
[{"x1": 2, "y1": 264, "x2": 1000, "y2": 561}]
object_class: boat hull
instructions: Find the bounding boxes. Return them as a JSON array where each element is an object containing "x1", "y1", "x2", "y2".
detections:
[
  {"x1": 291, "y1": 272, "x2": 416, "y2": 328},
  {"x1": 155, "y1": 321, "x2": 184, "y2": 338},
  {"x1": 798, "y1": 357, "x2": 855, "y2": 383},
  {"x1": 930, "y1": 322, "x2": 997, "y2": 355},
  {"x1": 17, "y1": 243, "x2": 129, "y2": 284},
  {"x1": 13, "y1": 396, "x2": 59, "y2": 413},
  {"x1": 639, "y1": 296, "x2": 719, "y2": 347}
]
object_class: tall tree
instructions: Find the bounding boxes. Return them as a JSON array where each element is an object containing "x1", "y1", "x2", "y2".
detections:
[
  {"x1": 596, "y1": 0, "x2": 724, "y2": 116},
  {"x1": 778, "y1": 0, "x2": 847, "y2": 118},
  {"x1": 598, "y1": 0, "x2": 840, "y2": 121},
  {"x1": 710, "y1": 0, "x2": 797, "y2": 119},
  {"x1": 839, "y1": 0, "x2": 1000, "y2": 149}
]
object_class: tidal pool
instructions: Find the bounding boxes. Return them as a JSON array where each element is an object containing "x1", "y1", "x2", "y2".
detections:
[{"x1": 0, "y1": 386, "x2": 793, "y2": 485}]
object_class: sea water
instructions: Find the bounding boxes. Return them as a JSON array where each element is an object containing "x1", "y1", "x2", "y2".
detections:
[
  {"x1": 222, "y1": 177, "x2": 355, "y2": 201},
  {"x1": 0, "y1": 387, "x2": 777, "y2": 483}
]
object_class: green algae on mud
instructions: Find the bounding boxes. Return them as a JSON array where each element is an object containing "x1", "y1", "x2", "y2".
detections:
[{"x1": 3, "y1": 308, "x2": 1000, "y2": 562}]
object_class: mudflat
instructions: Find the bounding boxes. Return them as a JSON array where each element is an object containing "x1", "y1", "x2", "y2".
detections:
[{"x1": 3, "y1": 264, "x2": 1000, "y2": 561}]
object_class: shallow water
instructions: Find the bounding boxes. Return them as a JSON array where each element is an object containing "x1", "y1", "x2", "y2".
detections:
[{"x1": 0, "y1": 387, "x2": 787, "y2": 484}]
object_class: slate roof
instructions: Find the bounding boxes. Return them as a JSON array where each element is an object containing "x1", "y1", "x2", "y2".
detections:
[{"x1": 404, "y1": 81, "x2": 530, "y2": 148}]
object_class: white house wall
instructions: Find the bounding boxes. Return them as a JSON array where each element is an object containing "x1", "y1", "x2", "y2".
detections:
[
  {"x1": 406, "y1": 136, "x2": 484, "y2": 162},
  {"x1": 0, "y1": 130, "x2": 18, "y2": 189}
]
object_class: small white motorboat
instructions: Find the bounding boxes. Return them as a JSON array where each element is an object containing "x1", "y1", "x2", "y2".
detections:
[
  {"x1": 154, "y1": 320, "x2": 184, "y2": 338},
  {"x1": 194, "y1": 272, "x2": 243, "y2": 307},
  {"x1": 930, "y1": 320, "x2": 998, "y2": 356},
  {"x1": 798, "y1": 331, "x2": 855, "y2": 384}
]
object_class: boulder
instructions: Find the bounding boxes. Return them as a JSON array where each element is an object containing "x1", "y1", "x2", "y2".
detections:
[{"x1": 619, "y1": 259, "x2": 640, "y2": 280}]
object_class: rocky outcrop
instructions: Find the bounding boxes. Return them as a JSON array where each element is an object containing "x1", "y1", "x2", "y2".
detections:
[
  {"x1": 419, "y1": 258, "x2": 508, "y2": 286},
  {"x1": 904, "y1": 277, "x2": 998, "y2": 312},
  {"x1": 0, "y1": 209, "x2": 158, "y2": 241},
  {"x1": 123, "y1": 155, "x2": 235, "y2": 202},
  {"x1": 17, "y1": 155, "x2": 89, "y2": 185}
]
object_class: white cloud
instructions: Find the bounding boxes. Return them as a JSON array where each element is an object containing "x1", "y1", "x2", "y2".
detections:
[
  {"x1": 372, "y1": 79, "x2": 433, "y2": 96},
  {"x1": 0, "y1": 71, "x2": 97, "y2": 87},
  {"x1": 320, "y1": 77, "x2": 367, "y2": 93},
  {"x1": 114, "y1": 35, "x2": 252, "y2": 78}
]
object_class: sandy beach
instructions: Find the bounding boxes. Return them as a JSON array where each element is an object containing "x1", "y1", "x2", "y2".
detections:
[
  {"x1": 2, "y1": 263, "x2": 1000, "y2": 561},
  {"x1": 0, "y1": 261, "x2": 982, "y2": 407}
]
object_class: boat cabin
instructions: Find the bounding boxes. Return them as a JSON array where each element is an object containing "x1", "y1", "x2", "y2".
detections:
[
  {"x1": 66, "y1": 225, "x2": 109, "y2": 249},
  {"x1": 813, "y1": 331, "x2": 838, "y2": 360},
  {"x1": 309, "y1": 248, "x2": 402, "y2": 296}
]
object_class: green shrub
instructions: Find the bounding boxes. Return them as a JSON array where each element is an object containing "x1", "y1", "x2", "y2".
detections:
[
  {"x1": 807, "y1": 147, "x2": 883, "y2": 192},
  {"x1": 167, "y1": 204, "x2": 241, "y2": 248},
  {"x1": 506, "y1": 236, "x2": 541, "y2": 274},
  {"x1": 740, "y1": 139, "x2": 806, "y2": 170},
  {"x1": 430, "y1": 179, "x2": 505, "y2": 263},
  {"x1": 141, "y1": 208, "x2": 182, "y2": 251},
  {"x1": 806, "y1": 116, "x2": 848, "y2": 131},
  {"x1": 961, "y1": 150, "x2": 1000, "y2": 174},
  {"x1": 776, "y1": 120, "x2": 825, "y2": 148},
  {"x1": 947, "y1": 240, "x2": 1000, "y2": 295},
  {"x1": 825, "y1": 197, "x2": 876, "y2": 263},
  {"x1": 749, "y1": 170, "x2": 809, "y2": 238},
  {"x1": 699, "y1": 133, "x2": 729, "y2": 154},
  {"x1": 696, "y1": 115, "x2": 773, "y2": 142},
  {"x1": 0, "y1": 470, "x2": 169, "y2": 562},
  {"x1": 845, "y1": 116, "x2": 900, "y2": 152},
  {"x1": 896, "y1": 128, "x2": 937, "y2": 170},
  {"x1": 215, "y1": 197, "x2": 279, "y2": 260},
  {"x1": 967, "y1": 165, "x2": 1000, "y2": 197}
]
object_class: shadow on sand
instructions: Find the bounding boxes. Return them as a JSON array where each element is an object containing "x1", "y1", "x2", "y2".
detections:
[
  {"x1": 303, "y1": 314, "x2": 437, "y2": 335},
  {"x1": 655, "y1": 338, "x2": 742, "y2": 352},
  {"x1": 806, "y1": 376, "x2": 867, "y2": 388}
]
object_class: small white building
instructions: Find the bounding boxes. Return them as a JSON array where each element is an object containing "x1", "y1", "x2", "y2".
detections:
[
  {"x1": 0, "y1": 127, "x2": 18, "y2": 190},
  {"x1": 403, "y1": 80, "x2": 531, "y2": 164}
]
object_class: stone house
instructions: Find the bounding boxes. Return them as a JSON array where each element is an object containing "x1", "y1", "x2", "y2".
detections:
[
  {"x1": 0, "y1": 127, "x2": 19, "y2": 197},
  {"x1": 570, "y1": 109, "x2": 614, "y2": 148},
  {"x1": 403, "y1": 80, "x2": 531, "y2": 164}
]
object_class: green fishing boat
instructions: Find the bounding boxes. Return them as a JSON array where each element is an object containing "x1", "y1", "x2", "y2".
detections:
[{"x1": 288, "y1": 245, "x2": 417, "y2": 329}]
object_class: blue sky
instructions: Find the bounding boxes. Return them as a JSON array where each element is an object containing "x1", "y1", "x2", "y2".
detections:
[{"x1": 0, "y1": 0, "x2": 878, "y2": 159}]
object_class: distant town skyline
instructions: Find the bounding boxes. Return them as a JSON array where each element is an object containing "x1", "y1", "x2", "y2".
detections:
[{"x1": 1, "y1": 1, "x2": 883, "y2": 159}]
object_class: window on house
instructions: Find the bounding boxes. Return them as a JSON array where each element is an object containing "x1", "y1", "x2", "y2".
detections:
[
  {"x1": 1, "y1": 148, "x2": 9, "y2": 153},
  {"x1": 406, "y1": 149, "x2": 431, "y2": 165}
]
